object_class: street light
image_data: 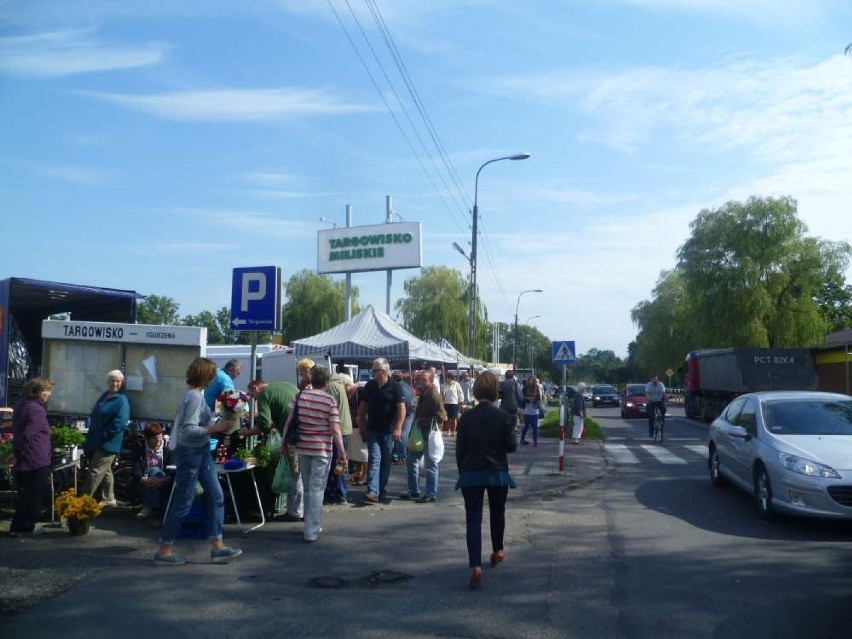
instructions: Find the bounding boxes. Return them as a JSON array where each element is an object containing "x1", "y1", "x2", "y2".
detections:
[
  {"x1": 469, "y1": 152, "x2": 531, "y2": 358},
  {"x1": 319, "y1": 216, "x2": 338, "y2": 228},
  {"x1": 525, "y1": 315, "x2": 540, "y2": 373},
  {"x1": 513, "y1": 289, "x2": 542, "y2": 370}
]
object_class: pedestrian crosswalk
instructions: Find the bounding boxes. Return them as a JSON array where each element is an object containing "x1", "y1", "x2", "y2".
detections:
[{"x1": 605, "y1": 441, "x2": 708, "y2": 466}]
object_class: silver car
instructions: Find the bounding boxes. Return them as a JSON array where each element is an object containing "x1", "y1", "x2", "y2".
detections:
[{"x1": 708, "y1": 391, "x2": 852, "y2": 520}]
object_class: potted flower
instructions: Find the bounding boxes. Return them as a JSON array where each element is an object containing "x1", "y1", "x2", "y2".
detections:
[{"x1": 54, "y1": 489, "x2": 103, "y2": 536}]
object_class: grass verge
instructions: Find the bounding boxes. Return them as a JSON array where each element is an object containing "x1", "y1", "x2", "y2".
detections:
[{"x1": 537, "y1": 407, "x2": 605, "y2": 441}]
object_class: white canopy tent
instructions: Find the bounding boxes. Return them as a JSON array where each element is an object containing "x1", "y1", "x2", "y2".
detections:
[{"x1": 291, "y1": 305, "x2": 459, "y2": 364}]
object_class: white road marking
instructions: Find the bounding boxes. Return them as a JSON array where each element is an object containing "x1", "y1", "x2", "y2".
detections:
[
  {"x1": 640, "y1": 445, "x2": 688, "y2": 464},
  {"x1": 606, "y1": 443, "x2": 640, "y2": 464},
  {"x1": 684, "y1": 445, "x2": 708, "y2": 458}
]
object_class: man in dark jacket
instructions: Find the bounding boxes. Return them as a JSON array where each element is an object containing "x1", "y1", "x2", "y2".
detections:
[{"x1": 498, "y1": 370, "x2": 521, "y2": 427}]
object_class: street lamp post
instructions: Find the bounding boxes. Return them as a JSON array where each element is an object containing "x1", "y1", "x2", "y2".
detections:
[
  {"x1": 513, "y1": 289, "x2": 542, "y2": 370},
  {"x1": 469, "y1": 152, "x2": 531, "y2": 358},
  {"x1": 525, "y1": 314, "x2": 540, "y2": 373}
]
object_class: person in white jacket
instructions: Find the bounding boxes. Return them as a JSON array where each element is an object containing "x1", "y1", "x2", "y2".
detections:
[{"x1": 442, "y1": 372, "x2": 464, "y2": 437}]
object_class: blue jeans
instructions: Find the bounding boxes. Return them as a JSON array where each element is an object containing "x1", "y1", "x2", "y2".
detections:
[
  {"x1": 393, "y1": 413, "x2": 414, "y2": 461},
  {"x1": 366, "y1": 430, "x2": 394, "y2": 496},
  {"x1": 406, "y1": 438, "x2": 439, "y2": 498},
  {"x1": 159, "y1": 444, "x2": 224, "y2": 545},
  {"x1": 326, "y1": 435, "x2": 349, "y2": 500},
  {"x1": 521, "y1": 413, "x2": 540, "y2": 445}
]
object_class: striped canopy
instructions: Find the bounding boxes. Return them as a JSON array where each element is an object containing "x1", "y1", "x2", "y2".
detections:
[{"x1": 292, "y1": 305, "x2": 457, "y2": 363}]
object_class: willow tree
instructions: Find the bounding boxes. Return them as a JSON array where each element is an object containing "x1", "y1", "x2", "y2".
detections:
[
  {"x1": 677, "y1": 196, "x2": 846, "y2": 347},
  {"x1": 630, "y1": 269, "x2": 693, "y2": 378},
  {"x1": 395, "y1": 266, "x2": 473, "y2": 353},
  {"x1": 281, "y1": 270, "x2": 359, "y2": 343}
]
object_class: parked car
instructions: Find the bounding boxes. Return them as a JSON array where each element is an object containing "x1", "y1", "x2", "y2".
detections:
[
  {"x1": 583, "y1": 387, "x2": 592, "y2": 402},
  {"x1": 708, "y1": 391, "x2": 852, "y2": 520},
  {"x1": 621, "y1": 384, "x2": 648, "y2": 418},
  {"x1": 591, "y1": 384, "x2": 620, "y2": 408}
]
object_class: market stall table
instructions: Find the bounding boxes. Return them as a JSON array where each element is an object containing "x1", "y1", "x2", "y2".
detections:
[{"x1": 164, "y1": 462, "x2": 265, "y2": 535}]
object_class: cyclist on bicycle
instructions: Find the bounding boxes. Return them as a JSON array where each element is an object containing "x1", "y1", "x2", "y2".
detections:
[{"x1": 645, "y1": 374, "x2": 667, "y2": 438}]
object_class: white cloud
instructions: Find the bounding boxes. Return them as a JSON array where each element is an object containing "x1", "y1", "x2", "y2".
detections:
[
  {"x1": 79, "y1": 88, "x2": 378, "y2": 121},
  {"x1": 613, "y1": 0, "x2": 825, "y2": 24},
  {"x1": 34, "y1": 164, "x2": 110, "y2": 185},
  {"x1": 0, "y1": 28, "x2": 167, "y2": 77}
]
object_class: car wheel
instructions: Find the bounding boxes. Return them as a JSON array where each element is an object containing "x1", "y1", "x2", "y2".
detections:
[
  {"x1": 708, "y1": 446, "x2": 727, "y2": 487},
  {"x1": 754, "y1": 464, "x2": 775, "y2": 520}
]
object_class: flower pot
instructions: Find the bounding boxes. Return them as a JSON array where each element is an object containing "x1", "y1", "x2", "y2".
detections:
[{"x1": 67, "y1": 518, "x2": 90, "y2": 536}]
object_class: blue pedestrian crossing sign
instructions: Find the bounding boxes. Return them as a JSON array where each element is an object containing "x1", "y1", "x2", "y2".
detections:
[{"x1": 551, "y1": 340, "x2": 576, "y2": 365}]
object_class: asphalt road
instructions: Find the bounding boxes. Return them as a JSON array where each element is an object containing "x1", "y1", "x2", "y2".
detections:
[
  {"x1": 4, "y1": 406, "x2": 852, "y2": 638},
  {"x1": 591, "y1": 404, "x2": 852, "y2": 639}
]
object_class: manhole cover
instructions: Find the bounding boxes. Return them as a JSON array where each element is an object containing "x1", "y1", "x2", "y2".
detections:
[
  {"x1": 369, "y1": 570, "x2": 409, "y2": 584},
  {"x1": 311, "y1": 576, "x2": 345, "y2": 589}
]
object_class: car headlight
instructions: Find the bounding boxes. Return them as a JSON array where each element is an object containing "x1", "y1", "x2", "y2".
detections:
[
  {"x1": 626, "y1": 402, "x2": 634, "y2": 407},
  {"x1": 778, "y1": 453, "x2": 841, "y2": 479}
]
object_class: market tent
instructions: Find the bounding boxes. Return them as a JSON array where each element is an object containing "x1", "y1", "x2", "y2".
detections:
[{"x1": 291, "y1": 305, "x2": 456, "y2": 362}]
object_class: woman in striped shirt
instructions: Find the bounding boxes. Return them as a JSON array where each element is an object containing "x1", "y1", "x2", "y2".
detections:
[{"x1": 282, "y1": 365, "x2": 346, "y2": 543}]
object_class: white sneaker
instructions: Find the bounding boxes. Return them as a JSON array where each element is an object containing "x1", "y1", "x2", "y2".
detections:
[
  {"x1": 136, "y1": 506, "x2": 152, "y2": 519},
  {"x1": 99, "y1": 499, "x2": 118, "y2": 507}
]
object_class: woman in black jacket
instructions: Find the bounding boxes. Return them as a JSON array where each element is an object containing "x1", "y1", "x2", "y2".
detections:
[{"x1": 455, "y1": 371, "x2": 517, "y2": 589}]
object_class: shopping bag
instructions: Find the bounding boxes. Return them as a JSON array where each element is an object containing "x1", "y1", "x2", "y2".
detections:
[
  {"x1": 427, "y1": 426, "x2": 444, "y2": 463},
  {"x1": 407, "y1": 423, "x2": 425, "y2": 454},
  {"x1": 271, "y1": 455, "x2": 293, "y2": 495},
  {"x1": 348, "y1": 428, "x2": 369, "y2": 463},
  {"x1": 266, "y1": 430, "x2": 282, "y2": 461}
]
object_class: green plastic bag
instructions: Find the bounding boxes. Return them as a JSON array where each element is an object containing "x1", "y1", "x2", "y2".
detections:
[
  {"x1": 407, "y1": 423, "x2": 425, "y2": 454},
  {"x1": 266, "y1": 430, "x2": 282, "y2": 461},
  {"x1": 271, "y1": 455, "x2": 293, "y2": 495}
]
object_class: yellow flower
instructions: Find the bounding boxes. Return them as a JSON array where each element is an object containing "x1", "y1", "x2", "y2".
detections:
[{"x1": 54, "y1": 489, "x2": 103, "y2": 522}]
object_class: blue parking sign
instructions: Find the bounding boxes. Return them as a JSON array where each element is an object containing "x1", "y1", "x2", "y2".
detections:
[{"x1": 230, "y1": 266, "x2": 280, "y2": 331}]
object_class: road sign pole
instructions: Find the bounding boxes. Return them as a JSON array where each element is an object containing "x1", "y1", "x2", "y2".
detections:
[{"x1": 559, "y1": 363, "x2": 567, "y2": 472}]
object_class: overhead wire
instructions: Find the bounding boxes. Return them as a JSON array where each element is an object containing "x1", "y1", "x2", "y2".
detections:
[
  {"x1": 325, "y1": 0, "x2": 461, "y2": 232},
  {"x1": 328, "y1": 0, "x2": 516, "y2": 320},
  {"x1": 363, "y1": 0, "x2": 517, "y2": 319}
]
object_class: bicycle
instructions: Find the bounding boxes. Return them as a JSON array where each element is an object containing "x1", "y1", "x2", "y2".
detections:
[{"x1": 652, "y1": 406, "x2": 665, "y2": 444}]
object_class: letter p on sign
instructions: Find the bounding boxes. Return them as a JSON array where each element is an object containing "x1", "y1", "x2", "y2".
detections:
[{"x1": 240, "y1": 272, "x2": 266, "y2": 312}]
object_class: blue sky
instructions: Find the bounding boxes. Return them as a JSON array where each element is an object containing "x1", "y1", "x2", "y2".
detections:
[{"x1": 3, "y1": 0, "x2": 851, "y2": 359}]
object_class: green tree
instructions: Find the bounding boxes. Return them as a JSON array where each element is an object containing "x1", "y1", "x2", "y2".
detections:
[
  {"x1": 396, "y1": 266, "x2": 472, "y2": 354},
  {"x1": 183, "y1": 309, "x2": 230, "y2": 344},
  {"x1": 676, "y1": 196, "x2": 845, "y2": 348},
  {"x1": 816, "y1": 279, "x2": 852, "y2": 333},
  {"x1": 281, "y1": 270, "x2": 359, "y2": 343},
  {"x1": 137, "y1": 295, "x2": 181, "y2": 325},
  {"x1": 630, "y1": 269, "x2": 693, "y2": 379}
]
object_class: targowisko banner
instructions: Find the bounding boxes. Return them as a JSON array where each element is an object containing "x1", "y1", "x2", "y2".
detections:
[{"x1": 317, "y1": 221, "x2": 423, "y2": 274}]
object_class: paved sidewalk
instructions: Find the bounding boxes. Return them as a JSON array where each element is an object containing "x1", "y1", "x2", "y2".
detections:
[{"x1": 0, "y1": 434, "x2": 610, "y2": 624}]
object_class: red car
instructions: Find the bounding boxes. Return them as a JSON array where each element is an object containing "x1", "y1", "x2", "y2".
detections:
[{"x1": 621, "y1": 383, "x2": 648, "y2": 418}]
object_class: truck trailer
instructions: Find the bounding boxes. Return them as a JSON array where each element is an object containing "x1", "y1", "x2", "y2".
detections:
[{"x1": 684, "y1": 347, "x2": 817, "y2": 422}]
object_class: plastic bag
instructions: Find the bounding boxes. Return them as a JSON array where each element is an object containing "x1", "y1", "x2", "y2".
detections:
[
  {"x1": 266, "y1": 430, "x2": 282, "y2": 461},
  {"x1": 428, "y1": 427, "x2": 444, "y2": 463},
  {"x1": 407, "y1": 423, "x2": 425, "y2": 454},
  {"x1": 271, "y1": 455, "x2": 293, "y2": 495}
]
